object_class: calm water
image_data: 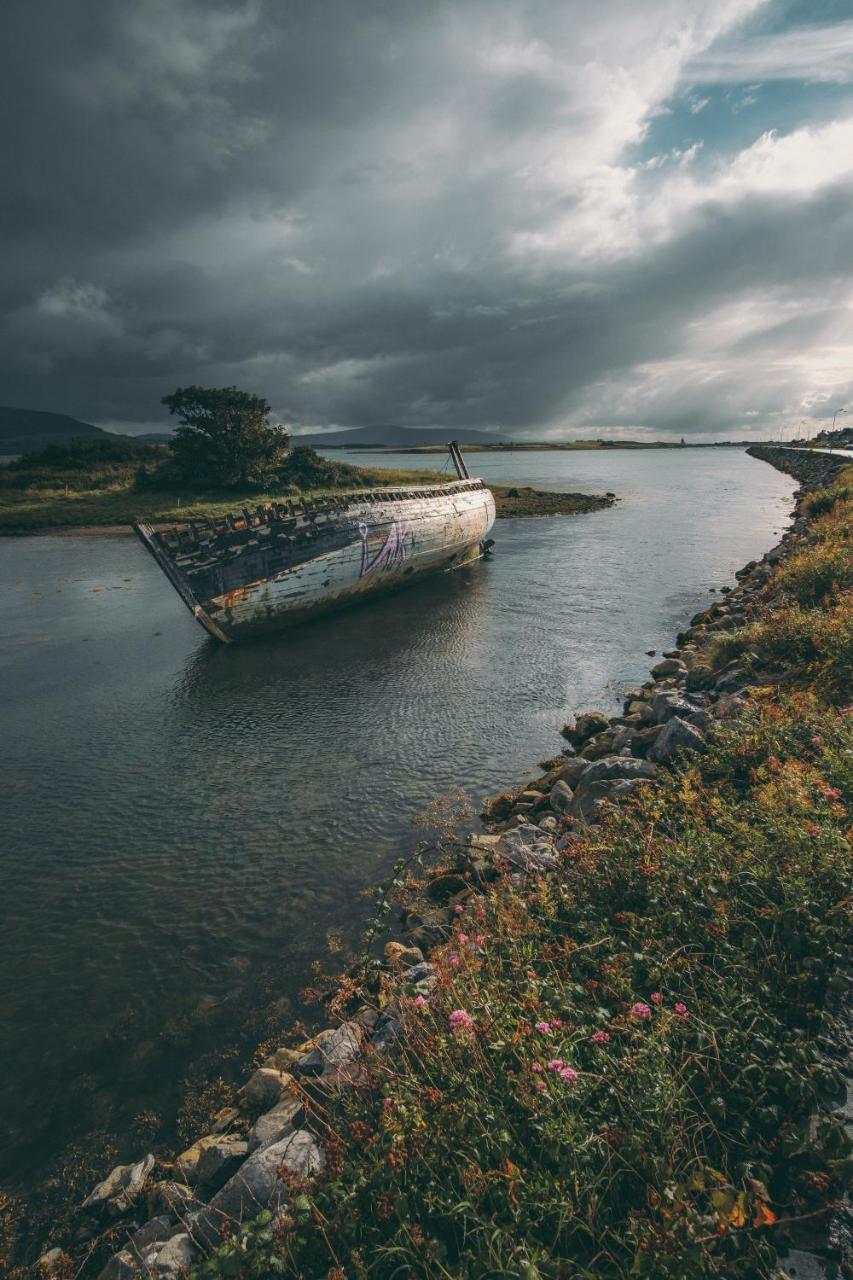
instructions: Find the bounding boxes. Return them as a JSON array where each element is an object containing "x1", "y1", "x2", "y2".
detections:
[{"x1": 0, "y1": 449, "x2": 794, "y2": 1191}]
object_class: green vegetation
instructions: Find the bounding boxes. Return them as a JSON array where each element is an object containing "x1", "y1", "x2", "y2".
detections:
[
  {"x1": 162, "y1": 385, "x2": 290, "y2": 488},
  {"x1": 0, "y1": 437, "x2": 441, "y2": 533},
  {"x1": 195, "y1": 474, "x2": 852, "y2": 1279}
]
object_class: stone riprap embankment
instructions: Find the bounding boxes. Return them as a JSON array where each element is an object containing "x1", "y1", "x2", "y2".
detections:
[{"x1": 36, "y1": 447, "x2": 850, "y2": 1280}]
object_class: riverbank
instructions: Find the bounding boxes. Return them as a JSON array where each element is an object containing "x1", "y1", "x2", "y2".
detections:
[{"x1": 23, "y1": 452, "x2": 850, "y2": 1279}]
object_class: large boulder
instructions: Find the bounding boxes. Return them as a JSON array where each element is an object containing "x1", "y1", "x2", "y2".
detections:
[
  {"x1": 569, "y1": 777, "x2": 648, "y2": 825},
  {"x1": 174, "y1": 1134, "x2": 248, "y2": 1188},
  {"x1": 191, "y1": 1130, "x2": 324, "y2": 1248},
  {"x1": 82, "y1": 1154, "x2": 156, "y2": 1217},
  {"x1": 648, "y1": 716, "x2": 707, "y2": 763},
  {"x1": 554, "y1": 758, "x2": 591, "y2": 787},
  {"x1": 561, "y1": 710, "x2": 610, "y2": 746},
  {"x1": 296, "y1": 1021, "x2": 364, "y2": 1077},
  {"x1": 548, "y1": 780, "x2": 573, "y2": 812},
  {"x1": 651, "y1": 691, "x2": 697, "y2": 724},
  {"x1": 579, "y1": 756, "x2": 657, "y2": 786},
  {"x1": 248, "y1": 1095, "x2": 304, "y2": 1153},
  {"x1": 238, "y1": 1068, "x2": 291, "y2": 1111},
  {"x1": 651, "y1": 657, "x2": 686, "y2": 678}
]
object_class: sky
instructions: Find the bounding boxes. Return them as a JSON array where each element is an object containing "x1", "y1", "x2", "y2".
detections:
[{"x1": 2, "y1": 0, "x2": 853, "y2": 440}]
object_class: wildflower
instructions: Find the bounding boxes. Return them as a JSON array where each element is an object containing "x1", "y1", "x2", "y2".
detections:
[
  {"x1": 534, "y1": 1078, "x2": 546, "y2": 1092},
  {"x1": 457, "y1": 933, "x2": 469, "y2": 944},
  {"x1": 474, "y1": 933, "x2": 485, "y2": 946},
  {"x1": 449, "y1": 1009, "x2": 474, "y2": 1033},
  {"x1": 650, "y1": 992, "x2": 662, "y2": 1004},
  {"x1": 454, "y1": 904, "x2": 464, "y2": 915},
  {"x1": 546, "y1": 1059, "x2": 565, "y2": 1072},
  {"x1": 449, "y1": 955, "x2": 460, "y2": 968},
  {"x1": 531, "y1": 1062, "x2": 543, "y2": 1073},
  {"x1": 558, "y1": 1066, "x2": 579, "y2": 1085},
  {"x1": 590, "y1": 1030, "x2": 610, "y2": 1044},
  {"x1": 821, "y1": 785, "x2": 842, "y2": 801},
  {"x1": 550, "y1": 1017, "x2": 563, "y2": 1029},
  {"x1": 535, "y1": 1021, "x2": 551, "y2": 1035},
  {"x1": 413, "y1": 995, "x2": 427, "y2": 1009},
  {"x1": 630, "y1": 1002, "x2": 652, "y2": 1020},
  {"x1": 810, "y1": 735, "x2": 823, "y2": 747},
  {"x1": 673, "y1": 1002, "x2": 689, "y2": 1019},
  {"x1": 526, "y1": 969, "x2": 536, "y2": 980}
]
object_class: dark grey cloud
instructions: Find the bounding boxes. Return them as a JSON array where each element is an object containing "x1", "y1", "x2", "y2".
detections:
[{"x1": 2, "y1": 0, "x2": 852, "y2": 438}]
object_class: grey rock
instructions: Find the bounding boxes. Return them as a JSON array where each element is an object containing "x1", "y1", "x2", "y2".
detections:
[
  {"x1": 538, "y1": 814, "x2": 558, "y2": 832},
  {"x1": 562, "y1": 710, "x2": 610, "y2": 745},
  {"x1": 127, "y1": 1216, "x2": 173, "y2": 1260},
  {"x1": 249, "y1": 1096, "x2": 304, "y2": 1152},
  {"x1": 686, "y1": 709, "x2": 714, "y2": 735},
  {"x1": 175, "y1": 1134, "x2": 249, "y2": 1188},
  {"x1": 82, "y1": 1154, "x2": 156, "y2": 1217},
  {"x1": 146, "y1": 1232, "x2": 197, "y2": 1277},
  {"x1": 651, "y1": 691, "x2": 697, "y2": 724},
  {"x1": 192, "y1": 1131, "x2": 324, "y2": 1248},
  {"x1": 714, "y1": 691, "x2": 748, "y2": 719},
  {"x1": 239, "y1": 1068, "x2": 290, "y2": 1110},
  {"x1": 549, "y1": 780, "x2": 574, "y2": 812},
  {"x1": 97, "y1": 1250, "x2": 137, "y2": 1280},
  {"x1": 775, "y1": 1248, "x2": 832, "y2": 1280},
  {"x1": 579, "y1": 756, "x2": 657, "y2": 785},
  {"x1": 401, "y1": 961, "x2": 435, "y2": 983},
  {"x1": 554, "y1": 758, "x2": 591, "y2": 787},
  {"x1": 569, "y1": 777, "x2": 647, "y2": 825},
  {"x1": 714, "y1": 667, "x2": 749, "y2": 694},
  {"x1": 685, "y1": 665, "x2": 715, "y2": 692},
  {"x1": 651, "y1": 657, "x2": 686, "y2": 678},
  {"x1": 372, "y1": 1014, "x2": 403, "y2": 1053},
  {"x1": 297, "y1": 1022, "x2": 363, "y2": 1078},
  {"x1": 648, "y1": 716, "x2": 708, "y2": 763}
]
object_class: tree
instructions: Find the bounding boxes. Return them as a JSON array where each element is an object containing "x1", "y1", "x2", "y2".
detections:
[{"x1": 161, "y1": 385, "x2": 290, "y2": 488}]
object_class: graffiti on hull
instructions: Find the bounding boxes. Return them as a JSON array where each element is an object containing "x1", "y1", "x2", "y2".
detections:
[{"x1": 359, "y1": 520, "x2": 412, "y2": 577}]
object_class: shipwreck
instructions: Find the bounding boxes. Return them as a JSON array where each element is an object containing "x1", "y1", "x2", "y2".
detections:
[{"x1": 134, "y1": 442, "x2": 496, "y2": 642}]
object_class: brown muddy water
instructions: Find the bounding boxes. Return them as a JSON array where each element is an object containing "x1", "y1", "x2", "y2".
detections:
[{"x1": 0, "y1": 448, "x2": 794, "y2": 1196}]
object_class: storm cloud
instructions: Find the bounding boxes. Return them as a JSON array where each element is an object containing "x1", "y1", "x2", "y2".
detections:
[{"x1": 2, "y1": 0, "x2": 852, "y2": 438}]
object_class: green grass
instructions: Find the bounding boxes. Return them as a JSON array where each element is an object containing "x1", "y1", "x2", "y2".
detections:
[
  {"x1": 194, "y1": 469, "x2": 853, "y2": 1280},
  {"x1": 0, "y1": 465, "x2": 445, "y2": 532}
]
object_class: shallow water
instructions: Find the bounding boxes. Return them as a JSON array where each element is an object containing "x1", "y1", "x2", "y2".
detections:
[{"x1": 0, "y1": 448, "x2": 794, "y2": 1190}]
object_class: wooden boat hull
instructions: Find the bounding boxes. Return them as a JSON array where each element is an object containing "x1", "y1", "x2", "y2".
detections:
[{"x1": 135, "y1": 478, "x2": 495, "y2": 642}]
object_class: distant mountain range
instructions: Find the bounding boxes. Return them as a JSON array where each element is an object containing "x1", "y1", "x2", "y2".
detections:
[
  {"x1": 292, "y1": 425, "x2": 505, "y2": 448},
  {"x1": 0, "y1": 405, "x2": 108, "y2": 453}
]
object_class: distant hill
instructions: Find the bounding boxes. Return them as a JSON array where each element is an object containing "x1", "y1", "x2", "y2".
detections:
[
  {"x1": 292, "y1": 424, "x2": 505, "y2": 448},
  {"x1": 0, "y1": 405, "x2": 106, "y2": 454}
]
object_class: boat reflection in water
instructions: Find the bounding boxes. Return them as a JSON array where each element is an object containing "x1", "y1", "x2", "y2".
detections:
[{"x1": 135, "y1": 442, "x2": 495, "y2": 642}]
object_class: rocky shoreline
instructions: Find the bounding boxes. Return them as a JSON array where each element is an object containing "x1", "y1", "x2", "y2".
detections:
[{"x1": 33, "y1": 446, "x2": 850, "y2": 1280}]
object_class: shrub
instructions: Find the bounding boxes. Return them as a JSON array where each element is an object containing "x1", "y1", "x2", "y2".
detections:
[{"x1": 776, "y1": 542, "x2": 853, "y2": 606}]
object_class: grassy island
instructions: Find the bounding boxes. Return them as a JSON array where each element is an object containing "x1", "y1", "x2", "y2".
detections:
[{"x1": 0, "y1": 439, "x2": 613, "y2": 533}]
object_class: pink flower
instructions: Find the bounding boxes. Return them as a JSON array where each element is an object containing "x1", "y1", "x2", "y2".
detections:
[
  {"x1": 650, "y1": 992, "x2": 662, "y2": 1005},
  {"x1": 821, "y1": 785, "x2": 842, "y2": 801},
  {"x1": 546, "y1": 1059, "x2": 565, "y2": 1072},
  {"x1": 550, "y1": 1018, "x2": 563, "y2": 1029},
  {"x1": 534, "y1": 1078, "x2": 546, "y2": 1092},
  {"x1": 448, "y1": 1009, "x2": 474, "y2": 1033},
  {"x1": 526, "y1": 970, "x2": 536, "y2": 980},
  {"x1": 674, "y1": 1002, "x2": 689, "y2": 1019},
  {"x1": 558, "y1": 1066, "x2": 579, "y2": 1085},
  {"x1": 535, "y1": 1021, "x2": 551, "y2": 1035},
  {"x1": 457, "y1": 933, "x2": 469, "y2": 944},
  {"x1": 590, "y1": 1030, "x2": 610, "y2": 1044},
  {"x1": 454, "y1": 904, "x2": 464, "y2": 915},
  {"x1": 531, "y1": 1062, "x2": 543, "y2": 1073},
  {"x1": 413, "y1": 994, "x2": 427, "y2": 1008},
  {"x1": 630, "y1": 1002, "x2": 652, "y2": 1020},
  {"x1": 811, "y1": 736, "x2": 823, "y2": 747},
  {"x1": 474, "y1": 933, "x2": 485, "y2": 946},
  {"x1": 449, "y1": 955, "x2": 460, "y2": 968}
]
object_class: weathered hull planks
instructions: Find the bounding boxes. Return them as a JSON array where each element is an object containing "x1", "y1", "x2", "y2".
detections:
[{"x1": 135, "y1": 478, "x2": 496, "y2": 641}]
